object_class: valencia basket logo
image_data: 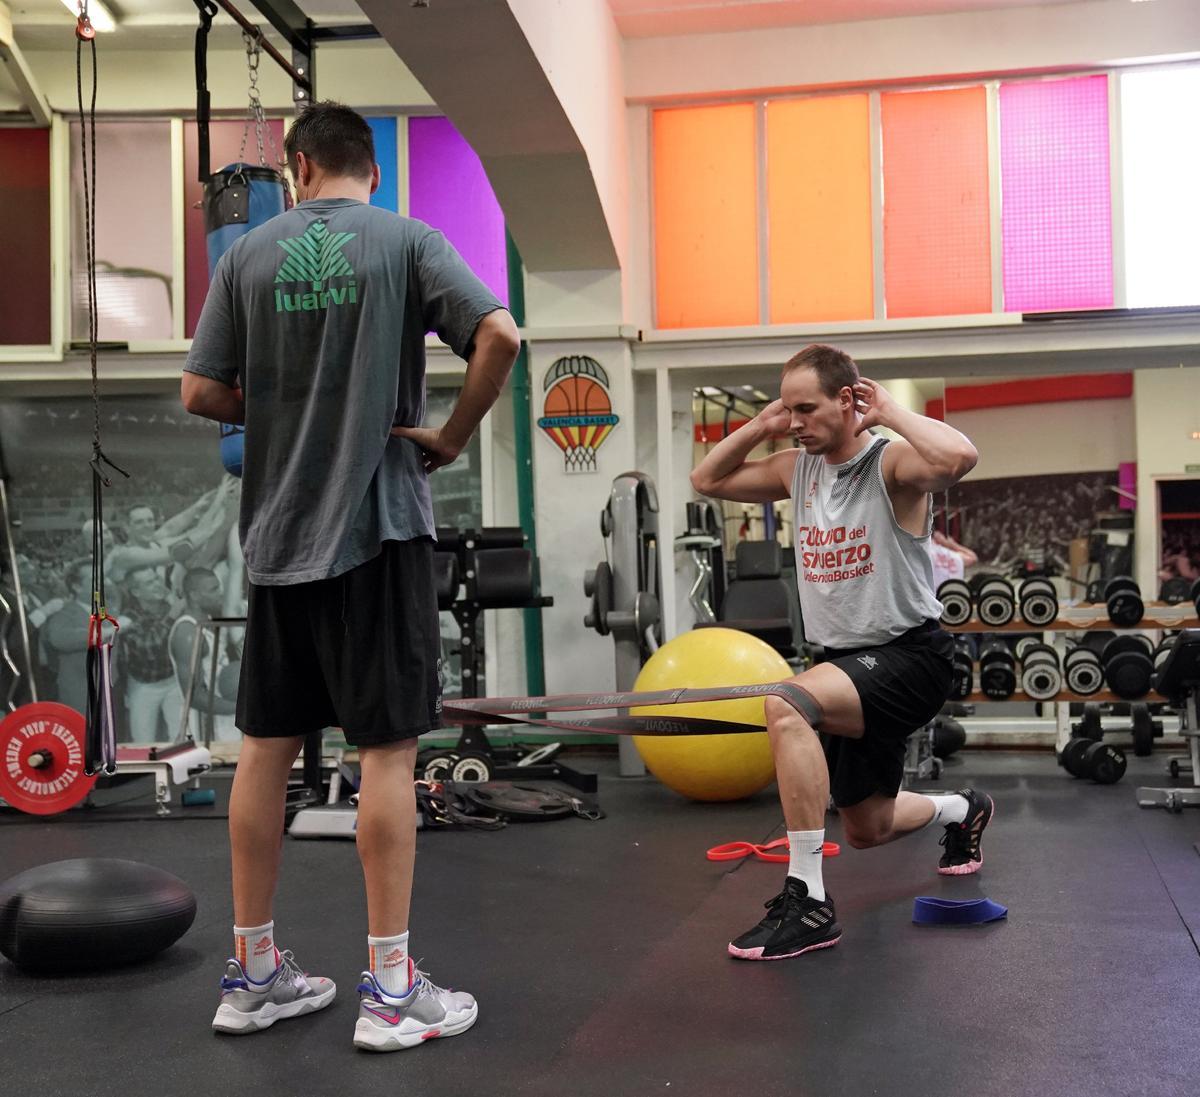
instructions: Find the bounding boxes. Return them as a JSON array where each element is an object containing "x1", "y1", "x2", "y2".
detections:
[{"x1": 536, "y1": 355, "x2": 619, "y2": 474}]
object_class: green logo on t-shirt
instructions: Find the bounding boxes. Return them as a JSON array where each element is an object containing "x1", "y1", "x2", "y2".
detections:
[{"x1": 274, "y1": 221, "x2": 358, "y2": 312}]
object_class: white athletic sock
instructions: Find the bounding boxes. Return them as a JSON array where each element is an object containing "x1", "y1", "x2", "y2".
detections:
[
  {"x1": 923, "y1": 793, "x2": 970, "y2": 828},
  {"x1": 786, "y1": 829, "x2": 826, "y2": 902},
  {"x1": 234, "y1": 921, "x2": 279, "y2": 983},
  {"x1": 368, "y1": 931, "x2": 411, "y2": 997}
]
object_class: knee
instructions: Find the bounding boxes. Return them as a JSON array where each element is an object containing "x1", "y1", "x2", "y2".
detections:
[
  {"x1": 764, "y1": 693, "x2": 812, "y2": 731},
  {"x1": 843, "y1": 825, "x2": 887, "y2": 850}
]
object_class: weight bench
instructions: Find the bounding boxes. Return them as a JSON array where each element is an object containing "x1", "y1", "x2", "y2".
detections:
[{"x1": 1136, "y1": 628, "x2": 1200, "y2": 812}]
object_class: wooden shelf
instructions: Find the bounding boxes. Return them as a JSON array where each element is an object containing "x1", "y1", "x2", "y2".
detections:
[
  {"x1": 946, "y1": 610, "x2": 1199, "y2": 633},
  {"x1": 962, "y1": 689, "x2": 1159, "y2": 704}
]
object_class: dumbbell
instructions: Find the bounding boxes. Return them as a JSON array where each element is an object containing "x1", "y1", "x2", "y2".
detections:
[
  {"x1": 1194, "y1": 579, "x2": 1200, "y2": 619},
  {"x1": 1101, "y1": 634, "x2": 1154, "y2": 699},
  {"x1": 1019, "y1": 643, "x2": 1062, "y2": 702},
  {"x1": 938, "y1": 579, "x2": 973, "y2": 627},
  {"x1": 978, "y1": 637, "x2": 1016, "y2": 700},
  {"x1": 948, "y1": 639, "x2": 974, "y2": 700},
  {"x1": 1064, "y1": 645, "x2": 1104, "y2": 696},
  {"x1": 1061, "y1": 735, "x2": 1127, "y2": 784},
  {"x1": 975, "y1": 577, "x2": 1016, "y2": 628},
  {"x1": 1105, "y1": 577, "x2": 1144, "y2": 627},
  {"x1": 1130, "y1": 702, "x2": 1162, "y2": 758},
  {"x1": 1152, "y1": 638, "x2": 1174, "y2": 693},
  {"x1": 1071, "y1": 701, "x2": 1104, "y2": 740},
  {"x1": 1018, "y1": 577, "x2": 1059, "y2": 628},
  {"x1": 1159, "y1": 577, "x2": 1191, "y2": 605}
]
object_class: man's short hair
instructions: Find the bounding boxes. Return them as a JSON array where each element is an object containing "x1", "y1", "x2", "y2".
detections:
[
  {"x1": 183, "y1": 567, "x2": 218, "y2": 600},
  {"x1": 783, "y1": 344, "x2": 860, "y2": 398},
  {"x1": 284, "y1": 101, "x2": 375, "y2": 181}
]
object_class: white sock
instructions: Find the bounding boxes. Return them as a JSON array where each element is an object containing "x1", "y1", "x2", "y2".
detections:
[
  {"x1": 923, "y1": 793, "x2": 970, "y2": 828},
  {"x1": 368, "y1": 931, "x2": 411, "y2": 997},
  {"x1": 786, "y1": 829, "x2": 826, "y2": 901},
  {"x1": 233, "y1": 921, "x2": 279, "y2": 983}
]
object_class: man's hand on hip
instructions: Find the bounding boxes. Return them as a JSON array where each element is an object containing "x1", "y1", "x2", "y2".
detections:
[{"x1": 391, "y1": 425, "x2": 462, "y2": 472}]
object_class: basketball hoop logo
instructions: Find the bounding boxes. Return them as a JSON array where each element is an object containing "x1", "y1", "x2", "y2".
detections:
[{"x1": 537, "y1": 355, "x2": 620, "y2": 474}]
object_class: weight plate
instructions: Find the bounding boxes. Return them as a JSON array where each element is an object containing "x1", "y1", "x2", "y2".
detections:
[
  {"x1": 1061, "y1": 737, "x2": 1092, "y2": 778},
  {"x1": 0, "y1": 703, "x2": 96, "y2": 815},
  {"x1": 1075, "y1": 702, "x2": 1104, "y2": 741},
  {"x1": 1131, "y1": 704, "x2": 1155, "y2": 758},
  {"x1": 1103, "y1": 634, "x2": 1153, "y2": 661},
  {"x1": 1087, "y1": 742, "x2": 1127, "y2": 785},
  {"x1": 461, "y1": 782, "x2": 576, "y2": 820},
  {"x1": 937, "y1": 579, "x2": 973, "y2": 627},
  {"x1": 1159, "y1": 577, "x2": 1191, "y2": 605},
  {"x1": 1020, "y1": 588, "x2": 1059, "y2": 627},
  {"x1": 976, "y1": 579, "x2": 1016, "y2": 627},
  {"x1": 1104, "y1": 576, "x2": 1140, "y2": 598},
  {"x1": 1107, "y1": 592, "x2": 1145, "y2": 628},
  {"x1": 1021, "y1": 663, "x2": 1061, "y2": 701},
  {"x1": 419, "y1": 752, "x2": 459, "y2": 783},
  {"x1": 450, "y1": 754, "x2": 493, "y2": 783},
  {"x1": 1104, "y1": 652, "x2": 1152, "y2": 700}
]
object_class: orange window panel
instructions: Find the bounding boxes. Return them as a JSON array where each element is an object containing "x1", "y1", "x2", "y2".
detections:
[
  {"x1": 653, "y1": 104, "x2": 759, "y2": 328},
  {"x1": 766, "y1": 94, "x2": 873, "y2": 323},
  {"x1": 882, "y1": 86, "x2": 991, "y2": 317}
]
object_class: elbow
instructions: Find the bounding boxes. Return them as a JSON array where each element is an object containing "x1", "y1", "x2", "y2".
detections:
[
  {"x1": 180, "y1": 376, "x2": 203, "y2": 416},
  {"x1": 483, "y1": 310, "x2": 521, "y2": 361},
  {"x1": 690, "y1": 468, "x2": 713, "y2": 497},
  {"x1": 955, "y1": 443, "x2": 979, "y2": 480}
]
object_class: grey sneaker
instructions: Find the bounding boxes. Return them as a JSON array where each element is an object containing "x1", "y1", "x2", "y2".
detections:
[
  {"x1": 353, "y1": 960, "x2": 478, "y2": 1052},
  {"x1": 212, "y1": 949, "x2": 336, "y2": 1034}
]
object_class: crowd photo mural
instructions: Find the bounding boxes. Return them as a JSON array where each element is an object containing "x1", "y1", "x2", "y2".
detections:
[
  {"x1": 947, "y1": 470, "x2": 1120, "y2": 575},
  {"x1": 0, "y1": 387, "x2": 481, "y2": 746}
]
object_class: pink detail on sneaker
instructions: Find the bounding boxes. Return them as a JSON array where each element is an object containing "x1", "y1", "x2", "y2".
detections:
[
  {"x1": 938, "y1": 855, "x2": 983, "y2": 876},
  {"x1": 421, "y1": 1030, "x2": 441, "y2": 1040},
  {"x1": 727, "y1": 935, "x2": 841, "y2": 961}
]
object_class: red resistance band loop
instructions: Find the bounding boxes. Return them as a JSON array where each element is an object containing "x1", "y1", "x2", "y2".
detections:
[{"x1": 706, "y1": 838, "x2": 841, "y2": 862}]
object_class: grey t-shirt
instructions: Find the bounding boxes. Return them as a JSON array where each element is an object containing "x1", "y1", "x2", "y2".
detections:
[{"x1": 184, "y1": 198, "x2": 503, "y2": 585}]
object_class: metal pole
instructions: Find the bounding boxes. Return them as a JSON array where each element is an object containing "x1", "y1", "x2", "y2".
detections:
[
  {"x1": 0, "y1": 480, "x2": 36, "y2": 703},
  {"x1": 505, "y1": 229, "x2": 546, "y2": 696}
]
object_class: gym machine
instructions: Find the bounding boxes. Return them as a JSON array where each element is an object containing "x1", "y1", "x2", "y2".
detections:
[
  {"x1": 674, "y1": 500, "x2": 725, "y2": 625},
  {"x1": 1137, "y1": 629, "x2": 1200, "y2": 812},
  {"x1": 584, "y1": 472, "x2": 664, "y2": 777}
]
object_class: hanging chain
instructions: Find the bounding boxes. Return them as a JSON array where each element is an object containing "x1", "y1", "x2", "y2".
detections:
[{"x1": 238, "y1": 30, "x2": 282, "y2": 169}]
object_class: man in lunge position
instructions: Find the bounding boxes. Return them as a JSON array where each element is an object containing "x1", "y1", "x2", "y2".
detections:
[{"x1": 691, "y1": 344, "x2": 991, "y2": 961}]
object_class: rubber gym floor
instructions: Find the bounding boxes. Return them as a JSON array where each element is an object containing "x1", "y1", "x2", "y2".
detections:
[{"x1": 0, "y1": 751, "x2": 1196, "y2": 1097}]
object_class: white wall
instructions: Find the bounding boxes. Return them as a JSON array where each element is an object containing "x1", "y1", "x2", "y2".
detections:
[
  {"x1": 950, "y1": 398, "x2": 1135, "y2": 481},
  {"x1": 1133, "y1": 367, "x2": 1200, "y2": 594},
  {"x1": 623, "y1": 0, "x2": 1200, "y2": 101},
  {"x1": 0, "y1": 44, "x2": 432, "y2": 114},
  {"x1": 508, "y1": 0, "x2": 630, "y2": 277},
  {"x1": 529, "y1": 338, "x2": 638, "y2": 693}
]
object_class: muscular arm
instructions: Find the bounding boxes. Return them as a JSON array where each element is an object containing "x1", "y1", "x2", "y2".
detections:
[
  {"x1": 391, "y1": 309, "x2": 520, "y2": 469},
  {"x1": 181, "y1": 375, "x2": 245, "y2": 425},
  {"x1": 690, "y1": 400, "x2": 798, "y2": 503}
]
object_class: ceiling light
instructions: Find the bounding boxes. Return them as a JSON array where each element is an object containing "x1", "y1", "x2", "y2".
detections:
[{"x1": 60, "y1": 1, "x2": 117, "y2": 34}]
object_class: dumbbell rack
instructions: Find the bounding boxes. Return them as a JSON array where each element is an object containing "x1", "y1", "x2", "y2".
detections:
[{"x1": 946, "y1": 605, "x2": 1200, "y2": 754}]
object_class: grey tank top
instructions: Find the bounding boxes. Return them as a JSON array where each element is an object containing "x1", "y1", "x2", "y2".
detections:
[{"x1": 790, "y1": 435, "x2": 942, "y2": 649}]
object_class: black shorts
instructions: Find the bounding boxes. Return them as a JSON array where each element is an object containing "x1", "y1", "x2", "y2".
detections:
[
  {"x1": 820, "y1": 620, "x2": 953, "y2": 808},
  {"x1": 237, "y1": 538, "x2": 442, "y2": 747}
]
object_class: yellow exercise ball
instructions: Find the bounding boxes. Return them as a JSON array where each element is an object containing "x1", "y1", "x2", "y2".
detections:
[{"x1": 631, "y1": 627, "x2": 790, "y2": 802}]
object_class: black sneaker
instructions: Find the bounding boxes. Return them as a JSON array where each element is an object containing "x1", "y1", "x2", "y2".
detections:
[
  {"x1": 937, "y1": 788, "x2": 995, "y2": 876},
  {"x1": 728, "y1": 878, "x2": 841, "y2": 961}
]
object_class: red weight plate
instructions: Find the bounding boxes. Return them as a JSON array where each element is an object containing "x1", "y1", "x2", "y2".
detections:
[{"x1": 0, "y1": 703, "x2": 95, "y2": 815}]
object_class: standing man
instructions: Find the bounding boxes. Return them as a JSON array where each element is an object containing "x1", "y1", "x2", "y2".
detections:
[
  {"x1": 182, "y1": 102, "x2": 518, "y2": 1049},
  {"x1": 691, "y1": 344, "x2": 989, "y2": 962},
  {"x1": 121, "y1": 565, "x2": 184, "y2": 743}
]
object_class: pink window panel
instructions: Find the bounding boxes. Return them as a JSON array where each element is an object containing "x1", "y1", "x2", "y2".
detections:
[{"x1": 999, "y1": 75, "x2": 1113, "y2": 312}]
